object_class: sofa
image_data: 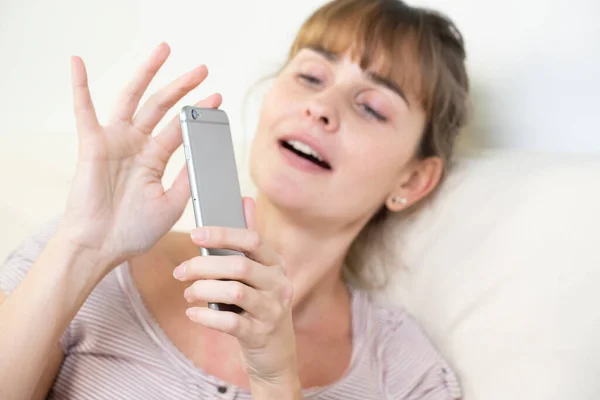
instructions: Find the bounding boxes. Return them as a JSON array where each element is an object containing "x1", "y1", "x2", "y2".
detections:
[
  {"x1": 376, "y1": 149, "x2": 600, "y2": 399},
  {"x1": 1, "y1": 143, "x2": 599, "y2": 399}
]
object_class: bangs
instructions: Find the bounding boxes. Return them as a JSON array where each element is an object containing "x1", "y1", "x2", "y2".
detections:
[{"x1": 289, "y1": 0, "x2": 436, "y2": 112}]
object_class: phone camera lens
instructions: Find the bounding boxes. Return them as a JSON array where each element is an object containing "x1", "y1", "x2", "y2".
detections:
[{"x1": 191, "y1": 109, "x2": 201, "y2": 120}]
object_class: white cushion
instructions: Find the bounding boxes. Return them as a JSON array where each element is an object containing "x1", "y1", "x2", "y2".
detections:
[{"x1": 375, "y1": 150, "x2": 600, "y2": 400}]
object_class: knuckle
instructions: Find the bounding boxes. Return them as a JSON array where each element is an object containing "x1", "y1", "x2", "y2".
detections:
[
  {"x1": 226, "y1": 315, "x2": 242, "y2": 334},
  {"x1": 185, "y1": 281, "x2": 202, "y2": 301},
  {"x1": 145, "y1": 92, "x2": 158, "y2": 106},
  {"x1": 280, "y1": 279, "x2": 294, "y2": 307},
  {"x1": 233, "y1": 257, "x2": 251, "y2": 279},
  {"x1": 277, "y1": 255, "x2": 286, "y2": 268},
  {"x1": 270, "y1": 302, "x2": 284, "y2": 322},
  {"x1": 177, "y1": 79, "x2": 196, "y2": 95},
  {"x1": 277, "y1": 260, "x2": 287, "y2": 276},
  {"x1": 121, "y1": 88, "x2": 137, "y2": 104},
  {"x1": 191, "y1": 280, "x2": 204, "y2": 294},
  {"x1": 210, "y1": 226, "x2": 226, "y2": 244},
  {"x1": 247, "y1": 231, "x2": 262, "y2": 252},
  {"x1": 230, "y1": 282, "x2": 245, "y2": 302},
  {"x1": 262, "y1": 320, "x2": 277, "y2": 337},
  {"x1": 154, "y1": 98, "x2": 171, "y2": 115}
]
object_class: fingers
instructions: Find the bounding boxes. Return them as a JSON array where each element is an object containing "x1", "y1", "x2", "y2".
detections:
[
  {"x1": 173, "y1": 255, "x2": 280, "y2": 291},
  {"x1": 242, "y1": 197, "x2": 257, "y2": 230},
  {"x1": 184, "y1": 279, "x2": 273, "y2": 319},
  {"x1": 154, "y1": 92, "x2": 222, "y2": 155},
  {"x1": 184, "y1": 278, "x2": 293, "y2": 348},
  {"x1": 132, "y1": 64, "x2": 209, "y2": 134},
  {"x1": 111, "y1": 43, "x2": 170, "y2": 123},
  {"x1": 185, "y1": 306, "x2": 252, "y2": 338},
  {"x1": 71, "y1": 56, "x2": 100, "y2": 135},
  {"x1": 190, "y1": 226, "x2": 282, "y2": 267}
]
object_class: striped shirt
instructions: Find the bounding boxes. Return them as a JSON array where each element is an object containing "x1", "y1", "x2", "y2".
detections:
[{"x1": 0, "y1": 217, "x2": 462, "y2": 399}]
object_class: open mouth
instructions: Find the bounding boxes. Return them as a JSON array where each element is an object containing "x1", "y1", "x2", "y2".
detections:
[{"x1": 279, "y1": 140, "x2": 332, "y2": 170}]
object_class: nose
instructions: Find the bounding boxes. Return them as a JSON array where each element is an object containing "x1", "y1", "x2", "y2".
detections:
[{"x1": 303, "y1": 94, "x2": 339, "y2": 132}]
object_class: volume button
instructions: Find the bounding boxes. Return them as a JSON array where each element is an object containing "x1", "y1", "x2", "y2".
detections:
[{"x1": 184, "y1": 145, "x2": 191, "y2": 160}]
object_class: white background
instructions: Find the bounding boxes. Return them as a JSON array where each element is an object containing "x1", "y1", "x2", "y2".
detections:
[
  {"x1": 0, "y1": 0, "x2": 599, "y2": 256},
  {"x1": 1, "y1": 0, "x2": 599, "y2": 152}
]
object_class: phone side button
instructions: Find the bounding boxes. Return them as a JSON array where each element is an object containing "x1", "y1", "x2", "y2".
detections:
[{"x1": 184, "y1": 145, "x2": 191, "y2": 160}]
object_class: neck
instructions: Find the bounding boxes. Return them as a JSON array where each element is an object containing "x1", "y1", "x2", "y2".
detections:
[{"x1": 254, "y1": 193, "x2": 364, "y2": 331}]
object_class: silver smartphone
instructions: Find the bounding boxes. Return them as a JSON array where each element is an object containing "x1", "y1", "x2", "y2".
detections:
[{"x1": 179, "y1": 106, "x2": 246, "y2": 314}]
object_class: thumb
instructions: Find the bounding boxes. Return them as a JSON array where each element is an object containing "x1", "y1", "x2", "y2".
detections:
[
  {"x1": 164, "y1": 164, "x2": 191, "y2": 221},
  {"x1": 242, "y1": 197, "x2": 256, "y2": 230}
]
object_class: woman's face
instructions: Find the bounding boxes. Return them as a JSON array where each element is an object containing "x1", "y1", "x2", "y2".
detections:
[{"x1": 249, "y1": 47, "x2": 431, "y2": 227}]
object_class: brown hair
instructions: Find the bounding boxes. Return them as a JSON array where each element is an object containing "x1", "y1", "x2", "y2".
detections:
[{"x1": 286, "y1": 0, "x2": 471, "y2": 289}]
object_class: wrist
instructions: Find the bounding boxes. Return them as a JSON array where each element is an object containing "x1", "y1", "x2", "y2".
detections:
[
  {"x1": 50, "y1": 229, "x2": 116, "y2": 283},
  {"x1": 53, "y1": 225, "x2": 118, "y2": 274},
  {"x1": 249, "y1": 369, "x2": 302, "y2": 400},
  {"x1": 20, "y1": 231, "x2": 114, "y2": 318}
]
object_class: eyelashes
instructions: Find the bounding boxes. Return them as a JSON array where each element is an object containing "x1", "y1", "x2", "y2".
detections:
[
  {"x1": 360, "y1": 104, "x2": 386, "y2": 122},
  {"x1": 298, "y1": 73, "x2": 322, "y2": 85}
]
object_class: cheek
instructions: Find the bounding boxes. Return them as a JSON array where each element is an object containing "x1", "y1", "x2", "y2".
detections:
[
  {"x1": 263, "y1": 77, "x2": 300, "y2": 109},
  {"x1": 250, "y1": 85, "x2": 292, "y2": 183},
  {"x1": 346, "y1": 127, "x2": 416, "y2": 172},
  {"x1": 337, "y1": 131, "x2": 417, "y2": 199},
  {"x1": 330, "y1": 142, "x2": 395, "y2": 211},
  {"x1": 350, "y1": 142, "x2": 404, "y2": 185},
  {"x1": 256, "y1": 83, "x2": 295, "y2": 133}
]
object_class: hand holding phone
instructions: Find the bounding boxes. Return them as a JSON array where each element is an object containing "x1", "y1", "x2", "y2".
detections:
[{"x1": 172, "y1": 203, "x2": 298, "y2": 388}]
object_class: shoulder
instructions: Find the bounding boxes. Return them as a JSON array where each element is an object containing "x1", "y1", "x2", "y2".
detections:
[{"x1": 359, "y1": 292, "x2": 462, "y2": 400}]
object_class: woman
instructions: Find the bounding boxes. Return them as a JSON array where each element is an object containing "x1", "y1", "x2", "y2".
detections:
[{"x1": 0, "y1": 0, "x2": 469, "y2": 398}]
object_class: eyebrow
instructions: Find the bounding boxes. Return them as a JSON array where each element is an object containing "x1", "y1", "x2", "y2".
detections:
[{"x1": 307, "y1": 46, "x2": 410, "y2": 106}]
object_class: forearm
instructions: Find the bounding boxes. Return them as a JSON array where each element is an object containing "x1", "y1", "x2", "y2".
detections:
[{"x1": 0, "y1": 232, "x2": 110, "y2": 399}]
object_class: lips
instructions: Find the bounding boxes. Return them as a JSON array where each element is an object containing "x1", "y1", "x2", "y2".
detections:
[
  {"x1": 279, "y1": 140, "x2": 332, "y2": 170},
  {"x1": 278, "y1": 135, "x2": 332, "y2": 171}
]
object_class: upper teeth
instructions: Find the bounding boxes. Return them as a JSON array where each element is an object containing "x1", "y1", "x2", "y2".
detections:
[{"x1": 285, "y1": 140, "x2": 323, "y2": 161}]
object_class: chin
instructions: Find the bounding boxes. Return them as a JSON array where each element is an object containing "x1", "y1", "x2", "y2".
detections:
[
  {"x1": 251, "y1": 159, "x2": 311, "y2": 210},
  {"x1": 249, "y1": 135, "x2": 335, "y2": 218},
  {"x1": 251, "y1": 161, "x2": 378, "y2": 230}
]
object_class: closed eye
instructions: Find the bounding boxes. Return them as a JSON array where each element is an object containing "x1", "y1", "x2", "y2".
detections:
[
  {"x1": 298, "y1": 74, "x2": 322, "y2": 85},
  {"x1": 360, "y1": 104, "x2": 386, "y2": 122}
]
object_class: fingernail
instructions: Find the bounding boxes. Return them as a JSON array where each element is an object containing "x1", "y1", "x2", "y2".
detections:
[
  {"x1": 191, "y1": 228, "x2": 209, "y2": 242},
  {"x1": 173, "y1": 263, "x2": 186, "y2": 280}
]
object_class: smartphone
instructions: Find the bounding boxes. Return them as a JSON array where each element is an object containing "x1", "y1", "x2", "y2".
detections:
[{"x1": 179, "y1": 106, "x2": 246, "y2": 314}]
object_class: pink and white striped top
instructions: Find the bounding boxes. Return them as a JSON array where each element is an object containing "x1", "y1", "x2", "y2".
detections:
[{"x1": 0, "y1": 217, "x2": 462, "y2": 399}]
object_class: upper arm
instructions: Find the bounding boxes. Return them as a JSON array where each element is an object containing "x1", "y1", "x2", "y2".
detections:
[
  {"x1": 0, "y1": 289, "x2": 64, "y2": 400},
  {"x1": 376, "y1": 308, "x2": 462, "y2": 400},
  {"x1": 402, "y1": 366, "x2": 462, "y2": 400}
]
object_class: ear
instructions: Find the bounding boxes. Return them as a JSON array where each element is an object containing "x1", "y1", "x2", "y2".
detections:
[{"x1": 385, "y1": 157, "x2": 443, "y2": 212}]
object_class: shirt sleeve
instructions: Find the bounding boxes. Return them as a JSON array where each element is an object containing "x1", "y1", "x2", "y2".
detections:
[{"x1": 376, "y1": 308, "x2": 462, "y2": 400}]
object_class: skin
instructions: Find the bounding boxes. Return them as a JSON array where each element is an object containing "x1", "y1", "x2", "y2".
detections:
[{"x1": 0, "y1": 42, "x2": 442, "y2": 399}]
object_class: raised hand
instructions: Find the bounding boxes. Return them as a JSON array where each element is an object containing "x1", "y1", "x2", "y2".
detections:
[{"x1": 59, "y1": 43, "x2": 220, "y2": 269}]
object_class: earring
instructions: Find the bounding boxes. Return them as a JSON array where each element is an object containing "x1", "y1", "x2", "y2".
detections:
[{"x1": 392, "y1": 196, "x2": 407, "y2": 205}]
